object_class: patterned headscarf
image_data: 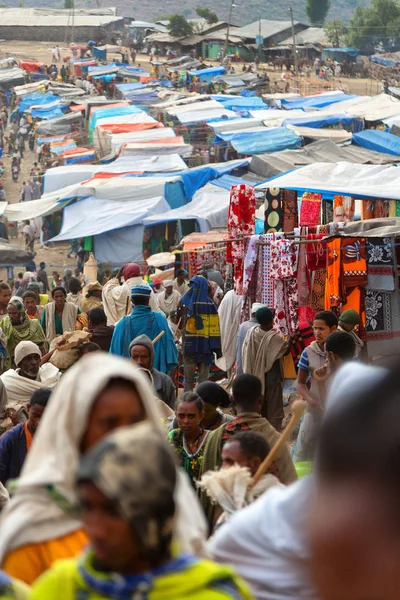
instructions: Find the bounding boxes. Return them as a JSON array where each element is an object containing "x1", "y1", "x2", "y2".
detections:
[
  {"x1": 8, "y1": 296, "x2": 28, "y2": 325},
  {"x1": 77, "y1": 422, "x2": 177, "y2": 559}
]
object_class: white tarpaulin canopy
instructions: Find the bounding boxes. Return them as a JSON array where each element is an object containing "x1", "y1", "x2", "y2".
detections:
[
  {"x1": 93, "y1": 112, "x2": 156, "y2": 147},
  {"x1": 179, "y1": 108, "x2": 236, "y2": 124},
  {"x1": 257, "y1": 162, "x2": 400, "y2": 200},
  {"x1": 119, "y1": 141, "x2": 193, "y2": 158},
  {"x1": 166, "y1": 100, "x2": 221, "y2": 116},
  {"x1": 43, "y1": 155, "x2": 187, "y2": 193},
  {"x1": 109, "y1": 128, "x2": 176, "y2": 154},
  {"x1": 50, "y1": 196, "x2": 170, "y2": 241},
  {"x1": 287, "y1": 125, "x2": 352, "y2": 143},
  {"x1": 143, "y1": 182, "x2": 230, "y2": 232}
]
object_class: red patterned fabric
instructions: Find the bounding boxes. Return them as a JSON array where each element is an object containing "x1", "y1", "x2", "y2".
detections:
[
  {"x1": 227, "y1": 184, "x2": 255, "y2": 295},
  {"x1": 300, "y1": 192, "x2": 322, "y2": 226}
]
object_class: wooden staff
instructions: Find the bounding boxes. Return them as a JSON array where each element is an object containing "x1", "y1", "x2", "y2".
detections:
[
  {"x1": 252, "y1": 400, "x2": 306, "y2": 487},
  {"x1": 152, "y1": 331, "x2": 165, "y2": 345}
]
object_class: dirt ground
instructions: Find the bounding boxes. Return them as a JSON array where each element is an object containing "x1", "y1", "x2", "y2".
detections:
[{"x1": 0, "y1": 40, "x2": 381, "y2": 278}]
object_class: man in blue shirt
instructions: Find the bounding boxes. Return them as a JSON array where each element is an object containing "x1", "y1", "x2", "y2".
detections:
[{"x1": 110, "y1": 284, "x2": 178, "y2": 374}]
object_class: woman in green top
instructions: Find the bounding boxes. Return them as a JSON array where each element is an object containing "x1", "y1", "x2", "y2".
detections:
[
  {"x1": 168, "y1": 392, "x2": 210, "y2": 489},
  {"x1": 41, "y1": 286, "x2": 80, "y2": 343},
  {"x1": 0, "y1": 297, "x2": 45, "y2": 370},
  {"x1": 30, "y1": 422, "x2": 251, "y2": 600}
]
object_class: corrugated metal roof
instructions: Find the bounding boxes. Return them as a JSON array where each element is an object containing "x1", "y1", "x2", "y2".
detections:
[
  {"x1": 278, "y1": 27, "x2": 328, "y2": 46},
  {"x1": 234, "y1": 19, "x2": 304, "y2": 40},
  {"x1": 0, "y1": 7, "x2": 123, "y2": 27}
]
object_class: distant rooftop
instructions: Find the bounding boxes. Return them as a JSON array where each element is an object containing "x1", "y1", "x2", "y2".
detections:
[
  {"x1": 279, "y1": 27, "x2": 328, "y2": 46},
  {"x1": 234, "y1": 19, "x2": 306, "y2": 39}
]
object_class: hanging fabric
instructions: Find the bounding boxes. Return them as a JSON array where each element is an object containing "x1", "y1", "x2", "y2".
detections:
[
  {"x1": 264, "y1": 188, "x2": 283, "y2": 233},
  {"x1": 299, "y1": 192, "x2": 322, "y2": 226},
  {"x1": 227, "y1": 184, "x2": 255, "y2": 295},
  {"x1": 269, "y1": 239, "x2": 299, "y2": 336},
  {"x1": 341, "y1": 238, "x2": 368, "y2": 291},
  {"x1": 322, "y1": 200, "x2": 333, "y2": 225},
  {"x1": 325, "y1": 238, "x2": 342, "y2": 310},
  {"x1": 333, "y1": 196, "x2": 355, "y2": 223},
  {"x1": 361, "y1": 199, "x2": 390, "y2": 220},
  {"x1": 282, "y1": 190, "x2": 298, "y2": 232},
  {"x1": 366, "y1": 237, "x2": 395, "y2": 292}
]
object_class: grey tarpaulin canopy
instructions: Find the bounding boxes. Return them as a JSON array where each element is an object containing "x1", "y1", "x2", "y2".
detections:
[
  {"x1": 0, "y1": 242, "x2": 34, "y2": 265},
  {"x1": 326, "y1": 218, "x2": 400, "y2": 238},
  {"x1": 35, "y1": 112, "x2": 83, "y2": 136},
  {"x1": 249, "y1": 139, "x2": 399, "y2": 179}
]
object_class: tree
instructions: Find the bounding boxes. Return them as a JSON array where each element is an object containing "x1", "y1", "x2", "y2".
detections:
[
  {"x1": 168, "y1": 14, "x2": 193, "y2": 38},
  {"x1": 306, "y1": 0, "x2": 330, "y2": 25},
  {"x1": 324, "y1": 20, "x2": 347, "y2": 47},
  {"x1": 196, "y1": 7, "x2": 219, "y2": 25},
  {"x1": 346, "y1": 0, "x2": 400, "y2": 53}
]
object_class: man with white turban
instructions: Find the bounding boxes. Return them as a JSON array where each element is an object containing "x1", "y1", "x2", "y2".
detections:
[{"x1": 0, "y1": 341, "x2": 60, "y2": 430}]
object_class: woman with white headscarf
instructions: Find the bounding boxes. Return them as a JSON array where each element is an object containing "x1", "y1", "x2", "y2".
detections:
[{"x1": 0, "y1": 354, "x2": 207, "y2": 585}]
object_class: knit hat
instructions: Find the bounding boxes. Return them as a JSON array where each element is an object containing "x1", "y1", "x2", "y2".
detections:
[
  {"x1": 15, "y1": 341, "x2": 41, "y2": 367},
  {"x1": 131, "y1": 284, "x2": 151, "y2": 298},
  {"x1": 152, "y1": 278, "x2": 162, "y2": 286},
  {"x1": 251, "y1": 302, "x2": 265, "y2": 314},
  {"x1": 339, "y1": 309, "x2": 361, "y2": 326}
]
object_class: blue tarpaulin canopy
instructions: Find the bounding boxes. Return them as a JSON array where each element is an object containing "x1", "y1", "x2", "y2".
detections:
[
  {"x1": 230, "y1": 128, "x2": 302, "y2": 155},
  {"x1": 115, "y1": 82, "x2": 144, "y2": 92},
  {"x1": 352, "y1": 129, "x2": 400, "y2": 156},
  {"x1": 281, "y1": 93, "x2": 356, "y2": 110},
  {"x1": 215, "y1": 96, "x2": 266, "y2": 110},
  {"x1": 371, "y1": 55, "x2": 398, "y2": 67},
  {"x1": 188, "y1": 66, "x2": 226, "y2": 80},
  {"x1": 30, "y1": 106, "x2": 65, "y2": 119}
]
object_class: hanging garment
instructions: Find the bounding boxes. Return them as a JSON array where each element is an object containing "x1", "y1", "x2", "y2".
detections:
[
  {"x1": 322, "y1": 200, "x2": 333, "y2": 225},
  {"x1": 264, "y1": 188, "x2": 283, "y2": 233},
  {"x1": 325, "y1": 238, "x2": 342, "y2": 309},
  {"x1": 306, "y1": 234, "x2": 326, "y2": 272},
  {"x1": 297, "y1": 228, "x2": 310, "y2": 307},
  {"x1": 269, "y1": 239, "x2": 297, "y2": 280},
  {"x1": 361, "y1": 199, "x2": 390, "y2": 220},
  {"x1": 341, "y1": 238, "x2": 368, "y2": 291},
  {"x1": 299, "y1": 192, "x2": 322, "y2": 227},
  {"x1": 227, "y1": 184, "x2": 256, "y2": 295},
  {"x1": 282, "y1": 190, "x2": 298, "y2": 232},
  {"x1": 366, "y1": 237, "x2": 395, "y2": 292},
  {"x1": 333, "y1": 196, "x2": 355, "y2": 223}
]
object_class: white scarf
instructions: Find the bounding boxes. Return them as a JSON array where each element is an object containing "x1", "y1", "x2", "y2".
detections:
[
  {"x1": 0, "y1": 354, "x2": 207, "y2": 563},
  {"x1": 45, "y1": 301, "x2": 78, "y2": 343},
  {"x1": 216, "y1": 290, "x2": 243, "y2": 372},
  {"x1": 157, "y1": 290, "x2": 181, "y2": 316},
  {"x1": 1, "y1": 364, "x2": 60, "y2": 410}
]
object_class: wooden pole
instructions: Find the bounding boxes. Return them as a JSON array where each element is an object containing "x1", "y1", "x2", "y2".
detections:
[
  {"x1": 251, "y1": 400, "x2": 306, "y2": 487},
  {"x1": 152, "y1": 330, "x2": 165, "y2": 345}
]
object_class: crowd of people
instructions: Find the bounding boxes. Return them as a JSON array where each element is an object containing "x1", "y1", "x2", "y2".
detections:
[{"x1": 0, "y1": 257, "x2": 392, "y2": 600}]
